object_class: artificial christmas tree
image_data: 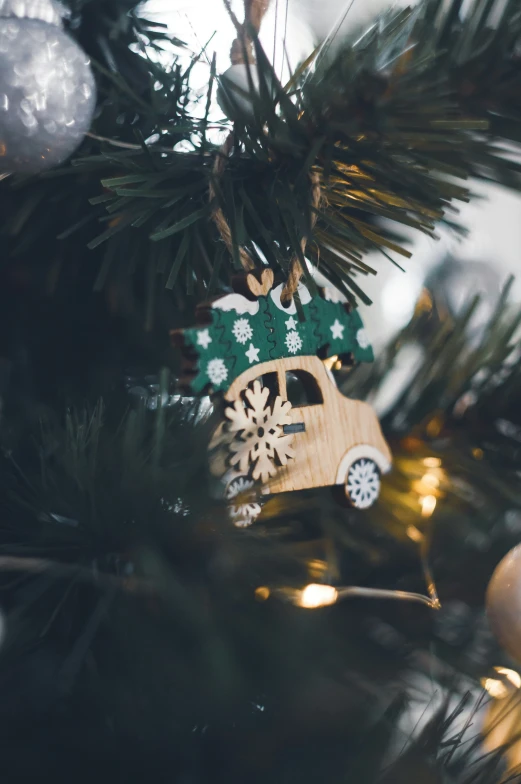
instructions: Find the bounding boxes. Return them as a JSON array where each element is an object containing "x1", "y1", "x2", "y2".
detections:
[{"x1": 2, "y1": 0, "x2": 521, "y2": 781}]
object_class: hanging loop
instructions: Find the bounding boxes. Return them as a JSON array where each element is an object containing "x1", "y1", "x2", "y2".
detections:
[
  {"x1": 212, "y1": 0, "x2": 322, "y2": 286},
  {"x1": 224, "y1": 0, "x2": 271, "y2": 64},
  {"x1": 280, "y1": 171, "x2": 322, "y2": 305}
]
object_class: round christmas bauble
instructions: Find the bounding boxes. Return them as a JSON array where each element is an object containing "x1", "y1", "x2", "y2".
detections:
[
  {"x1": 0, "y1": 0, "x2": 96, "y2": 173},
  {"x1": 217, "y1": 64, "x2": 260, "y2": 121},
  {"x1": 425, "y1": 255, "x2": 502, "y2": 335},
  {"x1": 486, "y1": 544, "x2": 521, "y2": 662}
]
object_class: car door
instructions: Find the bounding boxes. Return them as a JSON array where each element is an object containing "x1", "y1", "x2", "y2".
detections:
[{"x1": 267, "y1": 357, "x2": 338, "y2": 494}]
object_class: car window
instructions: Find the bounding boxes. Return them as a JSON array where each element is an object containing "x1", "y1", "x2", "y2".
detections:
[
  {"x1": 285, "y1": 371, "x2": 323, "y2": 407},
  {"x1": 243, "y1": 372, "x2": 279, "y2": 401}
]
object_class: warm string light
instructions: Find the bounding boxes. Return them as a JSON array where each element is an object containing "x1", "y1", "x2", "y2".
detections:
[
  {"x1": 264, "y1": 584, "x2": 439, "y2": 610},
  {"x1": 421, "y1": 494, "x2": 437, "y2": 518},
  {"x1": 406, "y1": 525, "x2": 424, "y2": 543},
  {"x1": 483, "y1": 666, "x2": 521, "y2": 774},
  {"x1": 407, "y1": 457, "x2": 443, "y2": 609},
  {"x1": 299, "y1": 584, "x2": 338, "y2": 608},
  {"x1": 421, "y1": 473, "x2": 439, "y2": 489},
  {"x1": 413, "y1": 462, "x2": 444, "y2": 516},
  {"x1": 482, "y1": 667, "x2": 521, "y2": 700},
  {"x1": 260, "y1": 455, "x2": 448, "y2": 614},
  {"x1": 255, "y1": 586, "x2": 270, "y2": 601},
  {"x1": 423, "y1": 457, "x2": 442, "y2": 468},
  {"x1": 412, "y1": 458, "x2": 444, "y2": 519}
]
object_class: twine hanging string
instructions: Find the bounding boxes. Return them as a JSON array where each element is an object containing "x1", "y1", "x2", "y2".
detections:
[
  {"x1": 223, "y1": 0, "x2": 271, "y2": 65},
  {"x1": 280, "y1": 170, "x2": 321, "y2": 305},
  {"x1": 209, "y1": 132, "x2": 256, "y2": 272},
  {"x1": 209, "y1": 0, "x2": 272, "y2": 274},
  {"x1": 211, "y1": 0, "x2": 322, "y2": 297}
]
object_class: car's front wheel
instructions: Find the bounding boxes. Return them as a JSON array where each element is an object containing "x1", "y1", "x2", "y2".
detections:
[{"x1": 345, "y1": 458, "x2": 381, "y2": 509}]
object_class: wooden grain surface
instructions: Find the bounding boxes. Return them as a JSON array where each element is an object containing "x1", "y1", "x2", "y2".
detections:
[{"x1": 222, "y1": 355, "x2": 391, "y2": 495}]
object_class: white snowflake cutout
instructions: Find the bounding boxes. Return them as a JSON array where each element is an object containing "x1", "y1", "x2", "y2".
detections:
[
  {"x1": 285, "y1": 331, "x2": 303, "y2": 355},
  {"x1": 225, "y1": 380, "x2": 295, "y2": 483},
  {"x1": 232, "y1": 318, "x2": 253, "y2": 345},
  {"x1": 207, "y1": 358, "x2": 228, "y2": 386},
  {"x1": 356, "y1": 329, "x2": 370, "y2": 349}
]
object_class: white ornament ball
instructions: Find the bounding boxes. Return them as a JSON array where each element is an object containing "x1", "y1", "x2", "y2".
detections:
[
  {"x1": 217, "y1": 64, "x2": 261, "y2": 122},
  {"x1": 0, "y1": 0, "x2": 96, "y2": 173},
  {"x1": 486, "y1": 544, "x2": 521, "y2": 662}
]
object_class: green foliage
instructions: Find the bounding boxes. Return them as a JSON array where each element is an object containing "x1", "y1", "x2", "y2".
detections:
[
  {"x1": 2, "y1": 0, "x2": 521, "y2": 321},
  {"x1": 2, "y1": 280, "x2": 521, "y2": 781},
  {"x1": 3, "y1": 1, "x2": 521, "y2": 779}
]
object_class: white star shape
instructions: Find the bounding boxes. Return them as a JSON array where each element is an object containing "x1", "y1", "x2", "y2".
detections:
[
  {"x1": 197, "y1": 329, "x2": 212, "y2": 349},
  {"x1": 245, "y1": 343, "x2": 260, "y2": 364},
  {"x1": 330, "y1": 319, "x2": 345, "y2": 340},
  {"x1": 285, "y1": 316, "x2": 298, "y2": 331}
]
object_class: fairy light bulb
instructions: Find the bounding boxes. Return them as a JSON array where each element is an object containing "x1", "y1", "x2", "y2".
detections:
[
  {"x1": 483, "y1": 665, "x2": 521, "y2": 773},
  {"x1": 482, "y1": 667, "x2": 521, "y2": 700},
  {"x1": 421, "y1": 495, "x2": 437, "y2": 518},
  {"x1": 423, "y1": 457, "x2": 442, "y2": 468},
  {"x1": 298, "y1": 584, "x2": 338, "y2": 609}
]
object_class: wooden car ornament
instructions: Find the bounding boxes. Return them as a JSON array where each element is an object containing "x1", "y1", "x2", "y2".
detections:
[{"x1": 172, "y1": 271, "x2": 392, "y2": 527}]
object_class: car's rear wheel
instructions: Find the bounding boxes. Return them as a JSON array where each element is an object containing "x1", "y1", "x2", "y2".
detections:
[
  {"x1": 345, "y1": 458, "x2": 381, "y2": 509},
  {"x1": 225, "y1": 475, "x2": 263, "y2": 527}
]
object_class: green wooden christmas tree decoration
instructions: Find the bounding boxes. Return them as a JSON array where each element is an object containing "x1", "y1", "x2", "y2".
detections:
[{"x1": 173, "y1": 270, "x2": 373, "y2": 395}]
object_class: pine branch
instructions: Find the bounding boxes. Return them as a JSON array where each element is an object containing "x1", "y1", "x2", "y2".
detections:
[
  {"x1": 1, "y1": 0, "x2": 521, "y2": 315},
  {"x1": 0, "y1": 555, "x2": 154, "y2": 594},
  {"x1": 0, "y1": 388, "x2": 517, "y2": 782},
  {"x1": 2, "y1": 265, "x2": 521, "y2": 781}
]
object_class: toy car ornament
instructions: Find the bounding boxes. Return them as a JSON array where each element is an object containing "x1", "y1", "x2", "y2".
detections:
[{"x1": 173, "y1": 269, "x2": 392, "y2": 527}]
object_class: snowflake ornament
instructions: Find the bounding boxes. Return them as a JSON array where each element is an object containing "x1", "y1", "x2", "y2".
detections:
[
  {"x1": 207, "y1": 358, "x2": 228, "y2": 387},
  {"x1": 225, "y1": 475, "x2": 262, "y2": 528},
  {"x1": 356, "y1": 329, "x2": 370, "y2": 349},
  {"x1": 285, "y1": 330, "x2": 303, "y2": 355},
  {"x1": 174, "y1": 273, "x2": 389, "y2": 523},
  {"x1": 346, "y1": 459, "x2": 381, "y2": 509},
  {"x1": 225, "y1": 380, "x2": 296, "y2": 483},
  {"x1": 232, "y1": 318, "x2": 253, "y2": 345}
]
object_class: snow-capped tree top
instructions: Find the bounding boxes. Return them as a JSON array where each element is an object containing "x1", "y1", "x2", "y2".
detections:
[{"x1": 173, "y1": 283, "x2": 373, "y2": 395}]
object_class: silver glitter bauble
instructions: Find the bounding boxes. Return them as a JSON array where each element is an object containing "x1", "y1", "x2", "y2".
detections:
[
  {"x1": 486, "y1": 544, "x2": 521, "y2": 663},
  {"x1": 0, "y1": 0, "x2": 96, "y2": 173}
]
